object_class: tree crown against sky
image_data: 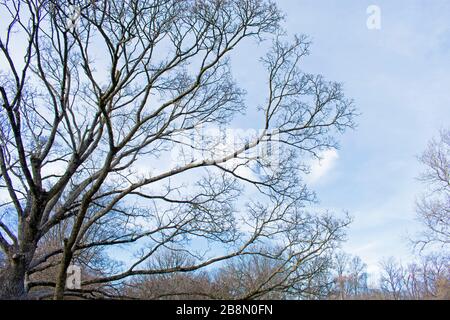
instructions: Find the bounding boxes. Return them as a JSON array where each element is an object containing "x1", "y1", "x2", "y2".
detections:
[{"x1": 0, "y1": 0, "x2": 356, "y2": 299}]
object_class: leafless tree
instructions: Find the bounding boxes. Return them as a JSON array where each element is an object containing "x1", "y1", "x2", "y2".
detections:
[
  {"x1": 379, "y1": 257, "x2": 405, "y2": 300},
  {"x1": 122, "y1": 250, "x2": 218, "y2": 300},
  {"x1": 332, "y1": 251, "x2": 350, "y2": 300},
  {"x1": 377, "y1": 254, "x2": 449, "y2": 300},
  {"x1": 404, "y1": 254, "x2": 449, "y2": 300},
  {"x1": 324, "y1": 253, "x2": 449, "y2": 300},
  {"x1": 414, "y1": 129, "x2": 450, "y2": 252},
  {"x1": 329, "y1": 251, "x2": 368, "y2": 300},
  {"x1": 347, "y1": 255, "x2": 368, "y2": 297},
  {"x1": 0, "y1": 0, "x2": 355, "y2": 299}
]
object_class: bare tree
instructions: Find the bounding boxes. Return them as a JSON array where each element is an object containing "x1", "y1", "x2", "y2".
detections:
[
  {"x1": 378, "y1": 254, "x2": 449, "y2": 300},
  {"x1": 332, "y1": 251, "x2": 350, "y2": 300},
  {"x1": 414, "y1": 129, "x2": 450, "y2": 251},
  {"x1": 347, "y1": 255, "x2": 368, "y2": 297},
  {"x1": 404, "y1": 254, "x2": 449, "y2": 300},
  {"x1": 122, "y1": 250, "x2": 218, "y2": 300},
  {"x1": 379, "y1": 257, "x2": 405, "y2": 300},
  {"x1": 0, "y1": 0, "x2": 355, "y2": 299},
  {"x1": 328, "y1": 252, "x2": 368, "y2": 300}
]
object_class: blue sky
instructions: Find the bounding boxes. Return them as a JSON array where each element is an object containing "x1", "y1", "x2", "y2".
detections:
[{"x1": 268, "y1": 0, "x2": 450, "y2": 278}]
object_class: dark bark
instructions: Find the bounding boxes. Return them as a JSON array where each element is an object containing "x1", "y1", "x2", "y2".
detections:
[
  {"x1": 0, "y1": 257, "x2": 27, "y2": 300},
  {"x1": 0, "y1": 199, "x2": 42, "y2": 300}
]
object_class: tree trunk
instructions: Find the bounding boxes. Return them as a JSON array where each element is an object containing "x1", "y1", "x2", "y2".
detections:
[
  {"x1": 0, "y1": 218, "x2": 40, "y2": 300},
  {"x1": 53, "y1": 245, "x2": 73, "y2": 300},
  {"x1": 0, "y1": 258, "x2": 27, "y2": 300}
]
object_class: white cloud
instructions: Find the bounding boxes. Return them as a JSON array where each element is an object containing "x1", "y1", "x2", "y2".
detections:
[{"x1": 306, "y1": 149, "x2": 339, "y2": 185}]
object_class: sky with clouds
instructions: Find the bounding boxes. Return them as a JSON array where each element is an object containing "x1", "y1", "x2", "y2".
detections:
[
  {"x1": 220, "y1": 0, "x2": 450, "y2": 280},
  {"x1": 267, "y1": 0, "x2": 450, "y2": 279},
  {"x1": 1, "y1": 0, "x2": 449, "y2": 283},
  {"x1": 97, "y1": 0, "x2": 450, "y2": 277}
]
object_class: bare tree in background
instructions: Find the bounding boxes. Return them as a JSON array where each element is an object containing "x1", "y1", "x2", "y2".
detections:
[
  {"x1": 378, "y1": 254, "x2": 449, "y2": 300},
  {"x1": 347, "y1": 255, "x2": 368, "y2": 297},
  {"x1": 404, "y1": 254, "x2": 449, "y2": 300},
  {"x1": 379, "y1": 257, "x2": 405, "y2": 300},
  {"x1": 414, "y1": 129, "x2": 450, "y2": 251},
  {"x1": 329, "y1": 251, "x2": 368, "y2": 300},
  {"x1": 0, "y1": 0, "x2": 355, "y2": 299},
  {"x1": 332, "y1": 251, "x2": 350, "y2": 300},
  {"x1": 125, "y1": 240, "x2": 339, "y2": 301},
  {"x1": 25, "y1": 217, "x2": 122, "y2": 299}
]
